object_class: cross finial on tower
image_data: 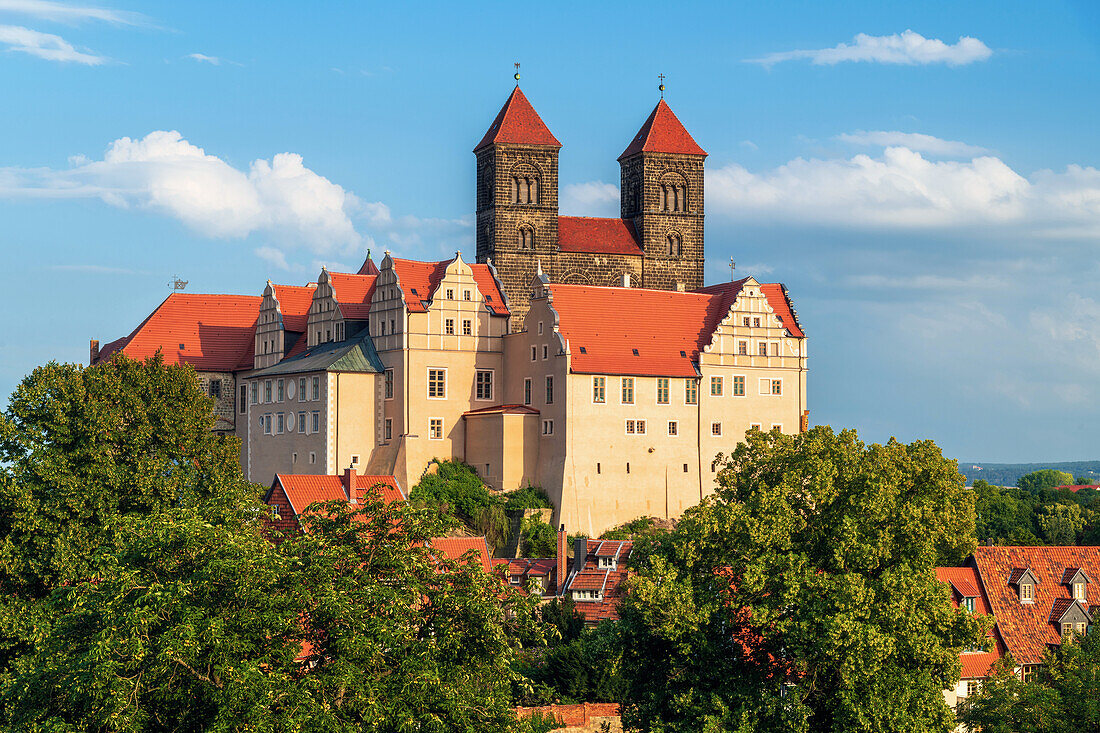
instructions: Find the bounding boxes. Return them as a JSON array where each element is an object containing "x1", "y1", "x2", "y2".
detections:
[
  {"x1": 658, "y1": 73, "x2": 666, "y2": 98},
  {"x1": 514, "y1": 62, "x2": 521, "y2": 84},
  {"x1": 729, "y1": 257, "x2": 736, "y2": 281}
]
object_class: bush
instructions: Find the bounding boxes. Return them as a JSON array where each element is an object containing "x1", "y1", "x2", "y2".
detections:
[
  {"x1": 410, "y1": 460, "x2": 496, "y2": 527},
  {"x1": 505, "y1": 485, "x2": 552, "y2": 511},
  {"x1": 521, "y1": 516, "x2": 557, "y2": 557}
]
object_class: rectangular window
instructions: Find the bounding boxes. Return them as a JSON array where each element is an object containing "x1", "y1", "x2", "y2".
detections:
[
  {"x1": 384, "y1": 418, "x2": 392, "y2": 441},
  {"x1": 476, "y1": 370, "x2": 493, "y2": 400},
  {"x1": 298, "y1": 412, "x2": 306, "y2": 434},
  {"x1": 593, "y1": 376, "x2": 606, "y2": 403},
  {"x1": 711, "y1": 422, "x2": 722, "y2": 436},
  {"x1": 309, "y1": 451, "x2": 316, "y2": 465},
  {"x1": 263, "y1": 414, "x2": 272, "y2": 434},
  {"x1": 445, "y1": 318, "x2": 455, "y2": 335},
  {"x1": 298, "y1": 377, "x2": 307, "y2": 401},
  {"x1": 524, "y1": 378, "x2": 532, "y2": 406},
  {"x1": 771, "y1": 379, "x2": 782, "y2": 396},
  {"x1": 771, "y1": 424, "x2": 783, "y2": 432},
  {"x1": 379, "y1": 320, "x2": 385, "y2": 335},
  {"x1": 626, "y1": 420, "x2": 635, "y2": 435},
  {"x1": 759, "y1": 378, "x2": 771, "y2": 395},
  {"x1": 1021, "y1": 583, "x2": 1034, "y2": 602},
  {"x1": 966, "y1": 680, "x2": 981, "y2": 698},
  {"x1": 530, "y1": 346, "x2": 536, "y2": 361},
  {"x1": 265, "y1": 380, "x2": 272, "y2": 403},
  {"x1": 710, "y1": 376, "x2": 723, "y2": 396},
  {"x1": 311, "y1": 376, "x2": 320, "y2": 401},
  {"x1": 738, "y1": 341, "x2": 748, "y2": 355},
  {"x1": 390, "y1": 318, "x2": 396, "y2": 334},
  {"x1": 251, "y1": 382, "x2": 257, "y2": 405},
  {"x1": 209, "y1": 379, "x2": 221, "y2": 399},
  {"x1": 733, "y1": 375, "x2": 746, "y2": 396},
  {"x1": 538, "y1": 321, "x2": 544, "y2": 335},
  {"x1": 311, "y1": 411, "x2": 319, "y2": 434},
  {"x1": 657, "y1": 377, "x2": 670, "y2": 404},
  {"x1": 446, "y1": 288, "x2": 454, "y2": 300},
  {"x1": 685, "y1": 379, "x2": 697, "y2": 405},
  {"x1": 542, "y1": 419, "x2": 554, "y2": 435},
  {"x1": 1072, "y1": 582, "x2": 1085, "y2": 600},
  {"x1": 277, "y1": 379, "x2": 284, "y2": 402},
  {"x1": 462, "y1": 319, "x2": 472, "y2": 336},
  {"x1": 758, "y1": 342, "x2": 768, "y2": 356},
  {"x1": 542, "y1": 344, "x2": 548, "y2": 360},
  {"x1": 742, "y1": 316, "x2": 750, "y2": 327},
  {"x1": 428, "y1": 369, "x2": 446, "y2": 399},
  {"x1": 636, "y1": 419, "x2": 646, "y2": 435},
  {"x1": 545, "y1": 376, "x2": 554, "y2": 404},
  {"x1": 463, "y1": 289, "x2": 471, "y2": 301},
  {"x1": 621, "y1": 377, "x2": 635, "y2": 404},
  {"x1": 239, "y1": 385, "x2": 247, "y2": 413},
  {"x1": 429, "y1": 418, "x2": 443, "y2": 440},
  {"x1": 384, "y1": 369, "x2": 394, "y2": 399},
  {"x1": 276, "y1": 413, "x2": 284, "y2": 434},
  {"x1": 668, "y1": 421, "x2": 678, "y2": 436},
  {"x1": 963, "y1": 597, "x2": 975, "y2": 613},
  {"x1": 336, "y1": 322, "x2": 344, "y2": 341}
]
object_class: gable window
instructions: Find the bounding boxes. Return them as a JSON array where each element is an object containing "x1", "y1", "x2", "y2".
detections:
[
  {"x1": 593, "y1": 376, "x2": 606, "y2": 403},
  {"x1": 738, "y1": 341, "x2": 748, "y2": 355},
  {"x1": 476, "y1": 370, "x2": 493, "y2": 401},
  {"x1": 384, "y1": 369, "x2": 394, "y2": 399},
  {"x1": 462, "y1": 319, "x2": 472, "y2": 336},
  {"x1": 463, "y1": 290, "x2": 471, "y2": 301},
  {"x1": 428, "y1": 369, "x2": 446, "y2": 399},
  {"x1": 429, "y1": 418, "x2": 443, "y2": 440},
  {"x1": 657, "y1": 377, "x2": 670, "y2": 404},
  {"x1": 445, "y1": 318, "x2": 455, "y2": 335},
  {"x1": 545, "y1": 376, "x2": 554, "y2": 404},
  {"x1": 1073, "y1": 581, "x2": 1086, "y2": 601},
  {"x1": 446, "y1": 288, "x2": 454, "y2": 300},
  {"x1": 336, "y1": 322, "x2": 345, "y2": 341},
  {"x1": 379, "y1": 321, "x2": 385, "y2": 335},
  {"x1": 963, "y1": 596, "x2": 975, "y2": 613},
  {"x1": 524, "y1": 378, "x2": 532, "y2": 406},
  {"x1": 710, "y1": 376, "x2": 723, "y2": 396},
  {"x1": 621, "y1": 377, "x2": 635, "y2": 404},
  {"x1": 733, "y1": 376, "x2": 746, "y2": 396},
  {"x1": 685, "y1": 379, "x2": 697, "y2": 405},
  {"x1": 1020, "y1": 583, "x2": 1034, "y2": 603}
]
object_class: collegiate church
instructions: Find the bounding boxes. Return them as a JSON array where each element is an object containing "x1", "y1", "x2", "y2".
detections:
[{"x1": 90, "y1": 86, "x2": 808, "y2": 536}]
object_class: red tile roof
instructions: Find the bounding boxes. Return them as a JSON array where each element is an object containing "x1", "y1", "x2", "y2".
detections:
[
  {"x1": 758, "y1": 284, "x2": 804, "y2": 338},
  {"x1": 474, "y1": 86, "x2": 561, "y2": 152},
  {"x1": 390, "y1": 257, "x2": 509, "y2": 316},
  {"x1": 328, "y1": 272, "x2": 377, "y2": 320},
  {"x1": 972, "y1": 546, "x2": 1100, "y2": 665},
  {"x1": 936, "y1": 566, "x2": 1003, "y2": 679},
  {"x1": 271, "y1": 284, "x2": 316, "y2": 333},
  {"x1": 558, "y1": 217, "x2": 642, "y2": 255},
  {"x1": 96, "y1": 293, "x2": 261, "y2": 372},
  {"x1": 429, "y1": 537, "x2": 494, "y2": 573},
  {"x1": 357, "y1": 256, "x2": 379, "y2": 276},
  {"x1": 566, "y1": 539, "x2": 633, "y2": 623},
  {"x1": 619, "y1": 99, "x2": 707, "y2": 160},
  {"x1": 272, "y1": 473, "x2": 405, "y2": 518},
  {"x1": 1054, "y1": 484, "x2": 1100, "y2": 492}
]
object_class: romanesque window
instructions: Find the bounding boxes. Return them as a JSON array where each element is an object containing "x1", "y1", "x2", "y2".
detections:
[
  {"x1": 510, "y1": 174, "x2": 540, "y2": 205},
  {"x1": 517, "y1": 226, "x2": 535, "y2": 250},
  {"x1": 658, "y1": 180, "x2": 687, "y2": 212},
  {"x1": 667, "y1": 232, "x2": 682, "y2": 257}
]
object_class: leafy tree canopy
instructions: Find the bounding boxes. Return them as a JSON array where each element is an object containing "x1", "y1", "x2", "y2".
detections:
[
  {"x1": 504, "y1": 485, "x2": 552, "y2": 511},
  {"x1": 616, "y1": 427, "x2": 987, "y2": 733},
  {"x1": 520, "y1": 516, "x2": 557, "y2": 557},
  {"x1": 1017, "y1": 469, "x2": 1075, "y2": 493}
]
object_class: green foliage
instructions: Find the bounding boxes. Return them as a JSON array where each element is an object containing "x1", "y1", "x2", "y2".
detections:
[
  {"x1": 520, "y1": 516, "x2": 557, "y2": 557},
  {"x1": 616, "y1": 427, "x2": 987, "y2": 733},
  {"x1": 517, "y1": 621, "x2": 625, "y2": 705},
  {"x1": 504, "y1": 485, "x2": 552, "y2": 511},
  {"x1": 1037, "y1": 502, "x2": 1086, "y2": 544},
  {"x1": 972, "y1": 479, "x2": 1100, "y2": 546},
  {"x1": 1018, "y1": 469, "x2": 1075, "y2": 493},
  {"x1": 601, "y1": 516, "x2": 671, "y2": 541},
  {"x1": 410, "y1": 459, "x2": 497, "y2": 527},
  {"x1": 539, "y1": 596, "x2": 586, "y2": 647},
  {"x1": 523, "y1": 709, "x2": 565, "y2": 732},
  {"x1": 476, "y1": 501, "x2": 511, "y2": 555},
  {"x1": 960, "y1": 631, "x2": 1100, "y2": 732}
]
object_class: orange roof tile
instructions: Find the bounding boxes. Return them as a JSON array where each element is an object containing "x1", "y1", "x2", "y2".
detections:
[
  {"x1": 566, "y1": 539, "x2": 633, "y2": 623},
  {"x1": 328, "y1": 272, "x2": 377, "y2": 320},
  {"x1": 972, "y1": 546, "x2": 1100, "y2": 665},
  {"x1": 272, "y1": 473, "x2": 405, "y2": 517},
  {"x1": 390, "y1": 257, "x2": 508, "y2": 316},
  {"x1": 557, "y1": 216, "x2": 642, "y2": 255},
  {"x1": 470, "y1": 263, "x2": 510, "y2": 315},
  {"x1": 429, "y1": 537, "x2": 494, "y2": 573},
  {"x1": 474, "y1": 86, "x2": 561, "y2": 152},
  {"x1": 759, "y1": 283, "x2": 805, "y2": 338},
  {"x1": 271, "y1": 284, "x2": 316, "y2": 333},
  {"x1": 619, "y1": 99, "x2": 707, "y2": 160},
  {"x1": 96, "y1": 293, "x2": 261, "y2": 372}
]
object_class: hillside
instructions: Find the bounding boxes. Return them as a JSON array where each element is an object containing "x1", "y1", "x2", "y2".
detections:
[{"x1": 957, "y1": 460, "x2": 1100, "y2": 488}]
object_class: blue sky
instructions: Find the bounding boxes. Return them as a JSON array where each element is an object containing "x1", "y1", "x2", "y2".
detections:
[{"x1": 1, "y1": 0, "x2": 1098, "y2": 463}]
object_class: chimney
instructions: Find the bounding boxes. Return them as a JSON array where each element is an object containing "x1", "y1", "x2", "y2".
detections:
[
  {"x1": 621, "y1": 273, "x2": 631, "y2": 288},
  {"x1": 89, "y1": 339, "x2": 99, "y2": 364},
  {"x1": 343, "y1": 467, "x2": 356, "y2": 504},
  {"x1": 556, "y1": 524, "x2": 567, "y2": 595},
  {"x1": 573, "y1": 537, "x2": 588, "y2": 576}
]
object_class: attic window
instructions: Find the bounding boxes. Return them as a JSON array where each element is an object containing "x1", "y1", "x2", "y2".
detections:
[
  {"x1": 179, "y1": 343, "x2": 186, "y2": 350},
  {"x1": 486, "y1": 295, "x2": 493, "y2": 301},
  {"x1": 579, "y1": 346, "x2": 587, "y2": 354},
  {"x1": 632, "y1": 348, "x2": 639, "y2": 356},
  {"x1": 680, "y1": 350, "x2": 687, "y2": 357},
  {"x1": 411, "y1": 288, "x2": 419, "y2": 296}
]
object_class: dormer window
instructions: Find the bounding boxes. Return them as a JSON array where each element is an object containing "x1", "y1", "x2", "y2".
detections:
[
  {"x1": 963, "y1": 596, "x2": 975, "y2": 613},
  {"x1": 1062, "y1": 569, "x2": 1090, "y2": 600},
  {"x1": 1074, "y1": 582, "x2": 1086, "y2": 601},
  {"x1": 598, "y1": 556, "x2": 616, "y2": 570},
  {"x1": 1011, "y1": 568, "x2": 1039, "y2": 604},
  {"x1": 1021, "y1": 583, "x2": 1034, "y2": 602}
]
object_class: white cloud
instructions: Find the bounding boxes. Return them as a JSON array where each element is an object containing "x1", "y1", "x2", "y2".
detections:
[
  {"x1": 706, "y1": 147, "x2": 1100, "y2": 235},
  {"x1": 186, "y1": 53, "x2": 220, "y2": 65},
  {"x1": 0, "y1": 23, "x2": 106, "y2": 63},
  {"x1": 561, "y1": 181, "x2": 620, "y2": 218},
  {"x1": 836, "y1": 130, "x2": 987, "y2": 157},
  {"x1": 0, "y1": 130, "x2": 361, "y2": 252},
  {"x1": 740, "y1": 140, "x2": 759, "y2": 151},
  {"x1": 747, "y1": 30, "x2": 992, "y2": 68},
  {"x1": 255, "y1": 246, "x2": 291, "y2": 271},
  {"x1": 0, "y1": 0, "x2": 144, "y2": 25}
]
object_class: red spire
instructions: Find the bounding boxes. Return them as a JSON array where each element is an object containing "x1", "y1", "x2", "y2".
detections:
[
  {"x1": 618, "y1": 99, "x2": 707, "y2": 160},
  {"x1": 474, "y1": 87, "x2": 561, "y2": 152}
]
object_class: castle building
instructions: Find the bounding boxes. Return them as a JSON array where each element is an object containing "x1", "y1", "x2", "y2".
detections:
[{"x1": 91, "y1": 86, "x2": 809, "y2": 536}]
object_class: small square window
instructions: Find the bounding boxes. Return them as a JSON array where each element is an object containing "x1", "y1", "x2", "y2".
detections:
[
  {"x1": 626, "y1": 420, "x2": 635, "y2": 435},
  {"x1": 753, "y1": 317, "x2": 761, "y2": 327},
  {"x1": 429, "y1": 418, "x2": 443, "y2": 440},
  {"x1": 542, "y1": 419, "x2": 554, "y2": 435},
  {"x1": 462, "y1": 319, "x2": 472, "y2": 336},
  {"x1": 711, "y1": 422, "x2": 722, "y2": 436}
]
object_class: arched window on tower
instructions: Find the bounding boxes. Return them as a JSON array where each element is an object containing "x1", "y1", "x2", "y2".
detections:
[
  {"x1": 667, "y1": 232, "x2": 682, "y2": 257},
  {"x1": 517, "y1": 226, "x2": 535, "y2": 251},
  {"x1": 510, "y1": 173, "x2": 540, "y2": 205},
  {"x1": 658, "y1": 177, "x2": 688, "y2": 212}
]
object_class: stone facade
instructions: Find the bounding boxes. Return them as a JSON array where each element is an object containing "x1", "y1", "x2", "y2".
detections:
[{"x1": 198, "y1": 371, "x2": 238, "y2": 435}]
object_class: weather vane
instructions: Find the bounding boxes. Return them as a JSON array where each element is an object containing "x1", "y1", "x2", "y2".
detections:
[
  {"x1": 514, "y1": 62, "x2": 521, "y2": 83},
  {"x1": 170, "y1": 275, "x2": 188, "y2": 291},
  {"x1": 658, "y1": 73, "x2": 666, "y2": 98},
  {"x1": 729, "y1": 257, "x2": 736, "y2": 281}
]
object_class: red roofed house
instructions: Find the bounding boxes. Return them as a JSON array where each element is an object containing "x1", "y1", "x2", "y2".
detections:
[
  {"x1": 560, "y1": 538, "x2": 634, "y2": 625},
  {"x1": 265, "y1": 469, "x2": 406, "y2": 535},
  {"x1": 936, "y1": 545, "x2": 1100, "y2": 713},
  {"x1": 93, "y1": 85, "x2": 807, "y2": 537}
]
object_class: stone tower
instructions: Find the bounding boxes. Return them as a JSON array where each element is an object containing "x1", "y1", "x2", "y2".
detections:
[
  {"x1": 475, "y1": 86, "x2": 561, "y2": 328},
  {"x1": 619, "y1": 100, "x2": 707, "y2": 291}
]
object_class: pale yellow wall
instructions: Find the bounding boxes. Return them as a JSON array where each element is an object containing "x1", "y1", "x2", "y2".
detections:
[
  {"x1": 242, "y1": 371, "x2": 329, "y2": 484},
  {"x1": 329, "y1": 371, "x2": 381, "y2": 475},
  {"x1": 464, "y1": 412, "x2": 540, "y2": 490}
]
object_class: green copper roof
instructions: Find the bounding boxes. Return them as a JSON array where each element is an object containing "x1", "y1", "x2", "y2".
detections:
[{"x1": 251, "y1": 332, "x2": 383, "y2": 377}]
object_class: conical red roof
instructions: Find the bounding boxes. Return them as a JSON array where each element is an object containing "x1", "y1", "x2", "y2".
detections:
[
  {"x1": 619, "y1": 99, "x2": 706, "y2": 160},
  {"x1": 474, "y1": 87, "x2": 561, "y2": 152}
]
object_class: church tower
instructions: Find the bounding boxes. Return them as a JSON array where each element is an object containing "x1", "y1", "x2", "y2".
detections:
[
  {"x1": 619, "y1": 100, "x2": 707, "y2": 291},
  {"x1": 475, "y1": 86, "x2": 561, "y2": 328}
]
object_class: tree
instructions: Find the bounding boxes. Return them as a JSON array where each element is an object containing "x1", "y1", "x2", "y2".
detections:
[
  {"x1": 1017, "y1": 469, "x2": 1074, "y2": 493},
  {"x1": 616, "y1": 427, "x2": 987, "y2": 733},
  {"x1": 972, "y1": 480, "x2": 1040, "y2": 545},
  {"x1": 1037, "y1": 502, "x2": 1087, "y2": 545},
  {"x1": 410, "y1": 459, "x2": 496, "y2": 527},
  {"x1": 520, "y1": 516, "x2": 557, "y2": 557},
  {"x1": 960, "y1": 631, "x2": 1100, "y2": 732}
]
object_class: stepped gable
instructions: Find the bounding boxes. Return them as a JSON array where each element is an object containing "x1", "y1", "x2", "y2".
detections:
[
  {"x1": 270, "y1": 284, "x2": 317, "y2": 332},
  {"x1": 619, "y1": 99, "x2": 707, "y2": 160},
  {"x1": 328, "y1": 272, "x2": 377, "y2": 320},
  {"x1": 557, "y1": 216, "x2": 642, "y2": 255},
  {"x1": 936, "y1": 566, "x2": 1003, "y2": 678},
  {"x1": 971, "y1": 546, "x2": 1100, "y2": 665},
  {"x1": 95, "y1": 293, "x2": 261, "y2": 372},
  {"x1": 474, "y1": 86, "x2": 561, "y2": 152},
  {"x1": 390, "y1": 257, "x2": 509, "y2": 315},
  {"x1": 695, "y1": 280, "x2": 805, "y2": 338}
]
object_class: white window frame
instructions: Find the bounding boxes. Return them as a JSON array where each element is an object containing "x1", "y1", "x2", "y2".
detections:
[
  {"x1": 311, "y1": 376, "x2": 320, "y2": 401},
  {"x1": 636, "y1": 419, "x2": 647, "y2": 435},
  {"x1": 771, "y1": 424, "x2": 783, "y2": 432},
  {"x1": 732, "y1": 375, "x2": 746, "y2": 397},
  {"x1": 428, "y1": 418, "x2": 444, "y2": 440},
  {"x1": 427, "y1": 368, "x2": 447, "y2": 400},
  {"x1": 298, "y1": 411, "x2": 306, "y2": 434},
  {"x1": 298, "y1": 377, "x2": 307, "y2": 402},
  {"x1": 593, "y1": 376, "x2": 606, "y2": 404},
  {"x1": 626, "y1": 420, "x2": 635, "y2": 435},
  {"x1": 530, "y1": 345, "x2": 537, "y2": 361},
  {"x1": 759, "y1": 378, "x2": 771, "y2": 395},
  {"x1": 311, "y1": 411, "x2": 320, "y2": 434},
  {"x1": 621, "y1": 377, "x2": 635, "y2": 405},
  {"x1": 656, "y1": 377, "x2": 670, "y2": 405},
  {"x1": 475, "y1": 369, "x2": 494, "y2": 401}
]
